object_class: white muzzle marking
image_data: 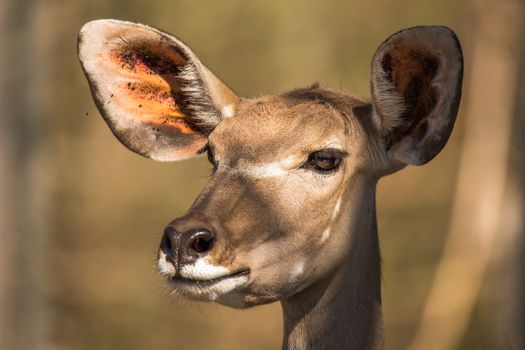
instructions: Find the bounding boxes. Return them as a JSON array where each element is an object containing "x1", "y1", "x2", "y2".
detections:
[{"x1": 179, "y1": 258, "x2": 232, "y2": 280}]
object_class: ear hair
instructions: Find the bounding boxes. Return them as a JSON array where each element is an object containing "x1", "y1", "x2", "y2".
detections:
[
  {"x1": 371, "y1": 63, "x2": 406, "y2": 134},
  {"x1": 178, "y1": 63, "x2": 221, "y2": 134}
]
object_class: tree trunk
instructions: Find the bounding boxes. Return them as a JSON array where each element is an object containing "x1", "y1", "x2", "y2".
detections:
[
  {"x1": 407, "y1": 1, "x2": 524, "y2": 349},
  {"x1": 0, "y1": 1, "x2": 52, "y2": 349}
]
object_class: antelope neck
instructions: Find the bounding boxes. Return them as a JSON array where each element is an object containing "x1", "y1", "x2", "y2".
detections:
[{"x1": 280, "y1": 182, "x2": 383, "y2": 350}]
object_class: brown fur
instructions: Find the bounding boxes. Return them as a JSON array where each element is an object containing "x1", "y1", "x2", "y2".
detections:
[{"x1": 78, "y1": 21, "x2": 463, "y2": 350}]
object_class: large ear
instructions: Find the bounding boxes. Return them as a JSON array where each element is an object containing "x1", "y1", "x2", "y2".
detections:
[
  {"x1": 78, "y1": 19, "x2": 239, "y2": 161},
  {"x1": 370, "y1": 26, "x2": 463, "y2": 165}
]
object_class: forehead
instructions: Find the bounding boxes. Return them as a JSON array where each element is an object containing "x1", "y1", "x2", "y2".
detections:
[{"x1": 209, "y1": 87, "x2": 367, "y2": 160}]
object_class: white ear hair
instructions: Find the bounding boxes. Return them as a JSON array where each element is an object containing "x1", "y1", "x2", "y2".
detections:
[
  {"x1": 371, "y1": 63, "x2": 406, "y2": 134},
  {"x1": 177, "y1": 63, "x2": 222, "y2": 132}
]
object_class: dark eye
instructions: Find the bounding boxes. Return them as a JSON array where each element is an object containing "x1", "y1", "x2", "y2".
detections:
[{"x1": 304, "y1": 149, "x2": 345, "y2": 174}]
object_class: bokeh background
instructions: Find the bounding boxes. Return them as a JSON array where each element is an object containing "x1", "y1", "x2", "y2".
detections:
[{"x1": 1, "y1": 0, "x2": 523, "y2": 349}]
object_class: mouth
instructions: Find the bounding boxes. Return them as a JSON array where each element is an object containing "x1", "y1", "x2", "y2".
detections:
[
  {"x1": 167, "y1": 268, "x2": 250, "y2": 303},
  {"x1": 169, "y1": 269, "x2": 250, "y2": 287}
]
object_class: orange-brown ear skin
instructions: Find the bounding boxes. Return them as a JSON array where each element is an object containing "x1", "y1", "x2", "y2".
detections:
[{"x1": 371, "y1": 26, "x2": 463, "y2": 166}]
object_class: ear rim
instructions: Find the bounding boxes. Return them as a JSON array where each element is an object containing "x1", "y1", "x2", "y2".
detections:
[
  {"x1": 370, "y1": 25, "x2": 464, "y2": 166},
  {"x1": 78, "y1": 19, "x2": 239, "y2": 161}
]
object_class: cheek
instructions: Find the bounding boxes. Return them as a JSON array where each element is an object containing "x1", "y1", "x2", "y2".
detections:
[
  {"x1": 242, "y1": 216, "x2": 338, "y2": 289},
  {"x1": 243, "y1": 241, "x2": 311, "y2": 298},
  {"x1": 270, "y1": 173, "x2": 344, "y2": 220},
  {"x1": 220, "y1": 173, "x2": 346, "y2": 291},
  {"x1": 222, "y1": 174, "x2": 340, "y2": 244}
]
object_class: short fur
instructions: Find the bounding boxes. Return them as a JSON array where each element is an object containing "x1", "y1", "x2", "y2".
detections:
[{"x1": 78, "y1": 21, "x2": 463, "y2": 350}]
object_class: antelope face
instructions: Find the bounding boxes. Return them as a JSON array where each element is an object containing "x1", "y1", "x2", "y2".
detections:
[
  {"x1": 158, "y1": 92, "x2": 379, "y2": 307},
  {"x1": 78, "y1": 20, "x2": 462, "y2": 308}
]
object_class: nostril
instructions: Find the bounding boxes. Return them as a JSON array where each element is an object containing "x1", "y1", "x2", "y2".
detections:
[
  {"x1": 160, "y1": 232, "x2": 172, "y2": 255},
  {"x1": 189, "y1": 232, "x2": 214, "y2": 253}
]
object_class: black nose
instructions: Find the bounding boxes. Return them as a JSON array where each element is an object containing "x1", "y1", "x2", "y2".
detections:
[{"x1": 161, "y1": 225, "x2": 215, "y2": 265}]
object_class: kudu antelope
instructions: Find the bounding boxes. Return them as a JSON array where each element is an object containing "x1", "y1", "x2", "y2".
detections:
[{"x1": 78, "y1": 20, "x2": 462, "y2": 349}]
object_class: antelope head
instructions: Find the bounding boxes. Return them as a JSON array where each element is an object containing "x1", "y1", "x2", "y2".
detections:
[{"x1": 78, "y1": 19, "x2": 462, "y2": 349}]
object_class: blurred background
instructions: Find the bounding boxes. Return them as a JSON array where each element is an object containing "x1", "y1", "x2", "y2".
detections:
[{"x1": 1, "y1": 0, "x2": 523, "y2": 349}]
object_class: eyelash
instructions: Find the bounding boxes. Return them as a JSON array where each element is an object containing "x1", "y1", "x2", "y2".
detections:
[
  {"x1": 207, "y1": 149, "x2": 218, "y2": 172},
  {"x1": 302, "y1": 149, "x2": 347, "y2": 174},
  {"x1": 198, "y1": 144, "x2": 218, "y2": 172}
]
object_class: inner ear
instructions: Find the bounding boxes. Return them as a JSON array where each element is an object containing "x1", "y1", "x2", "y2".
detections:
[
  {"x1": 370, "y1": 26, "x2": 463, "y2": 165},
  {"x1": 380, "y1": 46, "x2": 439, "y2": 144},
  {"x1": 111, "y1": 37, "x2": 218, "y2": 133}
]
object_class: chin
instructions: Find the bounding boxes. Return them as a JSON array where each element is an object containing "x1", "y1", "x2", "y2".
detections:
[
  {"x1": 166, "y1": 273, "x2": 249, "y2": 305},
  {"x1": 168, "y1": 274, "x2": 289, "y2": 309}
]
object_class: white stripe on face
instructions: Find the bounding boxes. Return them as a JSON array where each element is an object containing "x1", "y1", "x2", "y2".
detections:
[
  {"x1": 320, "y1": 227, "x2": 331, "y2": 243},
  {"x1": 223, "y1": 156, "x2": 296, "y2": 178},
  {"x1": 320, "y1": 196, "x2": 342, "y2": 244},
  {"x1": 291, "y1": 261, "x2": 305, "y2": 280},
  {"x1": 332, "y1": 197, "x2": 342, "y2": 220},
  {"x1": 221, "y1": 104, "x2": 235, "y2": 118},
  {"x1": 217, "y1": 141, "x2": 345, "y2": 179}
]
